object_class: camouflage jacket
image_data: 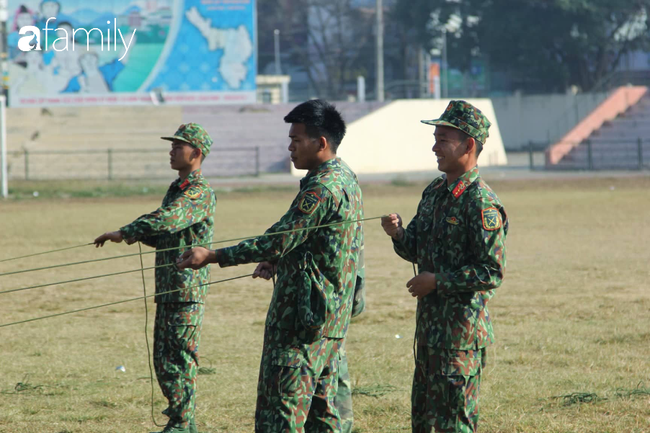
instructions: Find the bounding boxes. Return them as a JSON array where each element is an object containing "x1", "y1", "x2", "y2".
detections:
[
  {"x1": 393, "y1": 166, "x2": 507, "y2": 350},
  {"x1": 120, "y1": 170, "x2": 217, "y2": 304},
  {"x1": 217, "y1": 158, "x2": 364, "y2": 340}
]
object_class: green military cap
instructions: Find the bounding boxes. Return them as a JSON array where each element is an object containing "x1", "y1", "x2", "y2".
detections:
[
  {"x1": 161, "y1": 123, "x2": 213, "y2": 158},
  {"x1": 421, "y1": 100, "x2": 491, "y2": 144}
]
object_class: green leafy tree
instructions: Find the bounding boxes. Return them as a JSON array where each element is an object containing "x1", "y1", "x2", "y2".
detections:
[{"x1": 394, "y1": 0, "x2": 650, "y2": 92}]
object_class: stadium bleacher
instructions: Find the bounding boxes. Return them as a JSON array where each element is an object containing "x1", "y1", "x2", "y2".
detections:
[{"x1": 6, "y1": 102, "x2": 388, "y2": 179}]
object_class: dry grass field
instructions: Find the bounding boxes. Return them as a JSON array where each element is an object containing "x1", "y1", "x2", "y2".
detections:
[{"x1": 0, "y1": 176, "x2": 649, "y2": 433}]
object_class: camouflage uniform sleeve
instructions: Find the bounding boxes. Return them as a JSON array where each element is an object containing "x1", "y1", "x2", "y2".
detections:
[
  {"x1": 119, "y1": 186, "x2": 213, "y2": 239},
  {"x1": 217, "y1": 186, "x2": 333, "y2": 267},
  {"x1": 436, "y1": 197, "x2": 507, "y2": 295},
  {"x1": 351, "y1": 234, "x2": 365, "y2": 318},
  {"x1": 137, "y1": 235, "x2": 158, "y2": 248},
  {"x1": 392, "y1": 186, "x2": 432, "y2": 263}
]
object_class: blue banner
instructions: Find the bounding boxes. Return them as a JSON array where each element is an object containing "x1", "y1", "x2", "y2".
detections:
[{"x1": 8, "y1": 0, "x2": 257, "y2": 106}]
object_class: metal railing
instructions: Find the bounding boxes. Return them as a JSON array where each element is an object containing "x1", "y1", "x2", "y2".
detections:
[
  {"x1": 5, "y1": 147, "x2": 261, "y2": 180},
  {"x1": 526, "y1": 139, "x2": 649, "y2": 171}
]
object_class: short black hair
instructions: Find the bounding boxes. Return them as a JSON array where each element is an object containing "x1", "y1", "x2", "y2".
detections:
[
  {"x1": 283, "y1": 99, "x2": 346, "y2": 153},
  {"x1": 457, "y1": 129, "x2": 483, "y2": 157}
]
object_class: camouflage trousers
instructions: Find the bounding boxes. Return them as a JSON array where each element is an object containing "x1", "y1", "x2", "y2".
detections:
[
  {"x1": 411, "y1": 345, "x2": 485, "y2": 433},
  {"x1": 334, "y1": 340, "x2": 353, "y2": 433},
  {"x1": 255, "y1": 328, "x2": 343, "y2": 433},
  {"x1": 154, "y1": 302, "x2": 204, "y2": 428}
]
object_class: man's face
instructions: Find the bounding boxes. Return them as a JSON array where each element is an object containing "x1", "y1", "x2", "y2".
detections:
[
  {"x1": 432, "y1": 126, "x2": 470, "y2": 174},
  {"x1": 288, "y1": 123, "x2": 320, "y2": 170},
  {"x1": 169, "y1": 140, "x2": 197, "y2": 171},
  {"x1": 41, "y1": 2, "x2": 59, "y2": 18}
]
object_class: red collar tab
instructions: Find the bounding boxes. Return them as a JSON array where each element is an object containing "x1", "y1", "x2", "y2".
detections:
[
  {"x1": 179, "y1": 179, "x2": 191, "y2": 190},
  {"x1": 452, "y1": 181, "x2": 467, "y2": 198}
]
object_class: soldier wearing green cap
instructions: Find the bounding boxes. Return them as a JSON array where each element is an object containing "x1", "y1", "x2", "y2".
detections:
[
  {"x1": 94, "y1": 123, "x2": 217, "y2": 433},
  {"x1": 381, "y1": 101, "x2": 508, "y2": 433}
]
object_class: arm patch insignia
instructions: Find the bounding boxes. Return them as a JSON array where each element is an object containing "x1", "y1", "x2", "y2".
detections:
[
  {"x1": 482, "y1": 207, "x2": 500, "y2": 231},
  {"x1": 184, "y1": 187, "x2": 202, "y2": 200},
  {"x1": 298, "y1": 192, "x2": 321, "y2": 215}
]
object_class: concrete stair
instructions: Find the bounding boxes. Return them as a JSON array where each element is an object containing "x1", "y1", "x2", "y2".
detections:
[
  {"x1": 5, "y1": 101, "x2": 389, "y2": 180},
  {"x1": 554, "y1": 93, "x2": 650, "y2": 170},
  {"x1": 547, "y1": 87, "x2": 650, "y2": 170}
]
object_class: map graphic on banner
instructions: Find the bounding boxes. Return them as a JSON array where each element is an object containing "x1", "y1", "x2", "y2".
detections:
[{"x1": 7, "y1": 0, "x2": 257, "y2": 107}]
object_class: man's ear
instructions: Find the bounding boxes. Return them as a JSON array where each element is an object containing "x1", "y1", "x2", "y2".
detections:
[
  {"x1": 318, "y1": 135, "x2": 330, "y2": 152},
  {"x1": 465, "y1": 137, "x2": 476, "y2": 156},
  {"x1": 193, "y1": 148, "x2": 203, "y2": 161}
]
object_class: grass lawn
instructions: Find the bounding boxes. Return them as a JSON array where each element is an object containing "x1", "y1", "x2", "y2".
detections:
[{"x1": 0, "y1": 176, "x2": 649, "y2": 433}]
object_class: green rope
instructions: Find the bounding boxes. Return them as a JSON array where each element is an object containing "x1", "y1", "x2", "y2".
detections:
[
  {"x1": 138, "y1": 243, "x2": 165, "y2": 428},
  {"x1": 0, "y1": 263, "x2": 175, "y2": 296},
  {"x1": 0, "y1": 216, "x2": 384, "y2": 278},
  {"x1": 0, "y1": 274, "x2": 254, "y2": 329},
  {"x1": 0, "y1": 243, "x2": 94, "y2": 263}
]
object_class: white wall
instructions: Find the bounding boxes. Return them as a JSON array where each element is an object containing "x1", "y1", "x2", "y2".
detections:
[
  {"x1": 492, "y1": 91, "x2": 609, "y2": 149},
  {"x1": 292, "y1": 99, "x2": 507, "y2": 176}
]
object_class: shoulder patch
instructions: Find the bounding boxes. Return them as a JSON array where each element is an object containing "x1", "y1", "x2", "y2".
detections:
[
  {"x1": 481, "y1": 207, "x2": 501, "y2": 231},
  {"x1": 298, "y1": 191, "x2": 322, "y2": 215},
  {"x1": 184, "y1": 186, "x2": 202, "y2": 199}
]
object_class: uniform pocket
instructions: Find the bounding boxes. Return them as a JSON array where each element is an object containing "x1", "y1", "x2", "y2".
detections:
[
  {"x1": 271, "y1": 350, "x2": 306, "y2": 398},
  {"x1": 440, "y1": 350, "x2": 481, "y2": 377},
  {"x1": 437, "y1": 351, "x2": 482, "y2": 431}
]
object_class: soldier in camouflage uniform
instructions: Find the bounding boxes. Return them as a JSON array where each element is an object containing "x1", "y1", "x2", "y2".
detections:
[
  {"x1": 335, "y1": 249, "x2": 364, "y2": 433},
  {"x1": 381, "y1": 101, "x2": 508, "y2": 433},
  {"x1": 94, "y1": 123, "x2": 217, "y2": 433},
  {"x1": 178, "y1": 99, "x2": 364, "y2": 433}
]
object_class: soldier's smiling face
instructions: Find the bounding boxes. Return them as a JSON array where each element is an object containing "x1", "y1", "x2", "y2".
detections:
[
  {"x1": 288, "y1": 123, "x2": 321, "y2": 170},
  {"x1": 169, "y1": 140, "x2": 198, "y2": 171},
  {"x1": 432, "y1": 126, "x2": 472, "y2": 174}
]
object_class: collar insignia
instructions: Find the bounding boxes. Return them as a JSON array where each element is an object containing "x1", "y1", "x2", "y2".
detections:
[{"x1": 452, "y1": 181, "x2": 467, "y2": 198}]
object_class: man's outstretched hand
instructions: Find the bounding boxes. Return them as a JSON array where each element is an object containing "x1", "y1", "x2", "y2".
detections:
[
  {"x1": 94, "y1": 231, "x2": 124, "y2": 247},
  {"x1": 177, "y1": 247, "x2": 215, "y2": 270},
  {"x1": 253, "y1": 261, "x2": 277, "y2": 280},
  {"x1": 381, "y1": 213, "x2": 404, "y2": 240}
]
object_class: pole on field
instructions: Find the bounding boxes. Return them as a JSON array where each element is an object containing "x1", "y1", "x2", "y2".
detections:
[
  {"x1": 375, "y1": 0, "x2": 384, "y2": 102},
  {"x1": 442, "y1": 29, "x2": 449, "y2": 99},
  {"x1": 1, "y1": 95, "x2": 7, "y2": 198},
  {"x1": 108, "y1": 148, "x2": 113, "y2": 180},
  {"x1": 273, "y1": 29, "x2": 281, "y2": 75},
  {"x1": 0, "y1": 0, "x2": 6, "y2": 198},
  {"x1": 0, "y1": 0, "x2": 7, "y2": 101}
]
